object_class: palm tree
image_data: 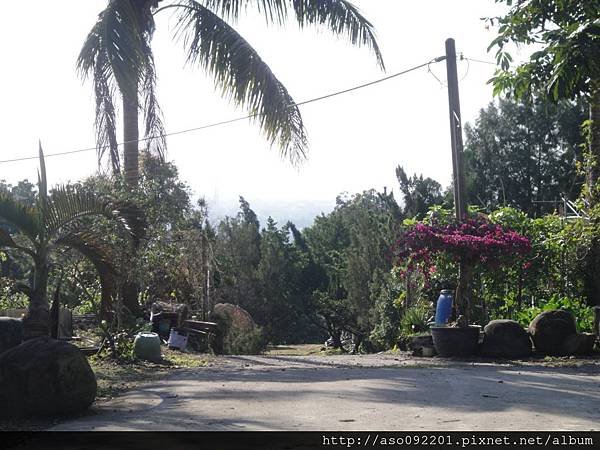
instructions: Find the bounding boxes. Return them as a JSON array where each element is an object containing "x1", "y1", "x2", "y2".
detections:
[
  {"x1": 0, "y1": 145, "x2": 144, "y2": 340},
  {"x1": 78, "y1": 0, "x2": 384, "y2": 186}
]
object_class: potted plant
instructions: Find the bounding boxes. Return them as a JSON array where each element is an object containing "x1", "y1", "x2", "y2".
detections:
[{"x1": 394, "y1": 215, "x2": 531, "y2": 356}]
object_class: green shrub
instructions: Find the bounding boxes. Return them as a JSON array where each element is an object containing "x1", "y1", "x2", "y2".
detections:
[
  {"x1": 0, "y1": 277, "x2": 28, "y2": 312},
  {"x1": 514, "y1": 295, "x2": 594, "y2": 333},
  {"x1": 97, "y1": 318, "x2": 153, "y2": 361},
  {"x1": 223, "y1": 326, "x2": 267, "y2": 355},
  {"x1": 399, "y1": 302, "x2": 431, "y2": 337}
]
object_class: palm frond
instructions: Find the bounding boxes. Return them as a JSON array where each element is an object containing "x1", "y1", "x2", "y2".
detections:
[
  {"x1": 36, "y1": 142, "x2": 49, "y2": 228},
  {"x1": 44, "y1": 187, "x2": 104, "y2": 238},
  {"x1": 141, "y1": 41, "x2": 167, "y2": 159},
  {"x1": 197, "y1": 0, "x2": 288, "y2": 25},
  {"x1": 44, "y1": 186, "x2": 146, "y2": 245},
  {"x1": 37, "y1": 142, "x2": 48, "y2": 201},
  {"x1": 78, "y1": 0, "x2": 165, "y2": 169},
  {"x1": 0, "y1": 193, "x2": 40, "y2": 242},
  {"x1": 94, "y1": 51, "x2": 121, "y2": 173},
  {"x1": 55, "y1": 231, "x2": 116, "y2": 274},
  {"x1": 195, "y1": 0, "x2": 384, "y2": 69},
  {"x1": 291, "y1": 0, "x2": 384, "y2": 70},
  {"x1": 78, "y1": 0, "x2": 147, "y2": 95},
  {"x1": 55, "y1": 231, "x2": 117, "y2": 312},
  {"x1": 174, "y1": 0, "x2": 308, "y2": 163}
]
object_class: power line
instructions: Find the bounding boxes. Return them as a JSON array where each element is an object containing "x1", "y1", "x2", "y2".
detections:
[
  {"x1": 464, "y1": 56, "x2": 530, "y2": 67},
  {"x1": 0, "y1": 56, "x2": 445, "y2": 165},
  {"x1": 464, "y1": 56, "x2": 497, "y2": 66}
]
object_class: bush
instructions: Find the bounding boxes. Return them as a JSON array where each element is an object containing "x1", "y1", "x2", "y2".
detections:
[
  {"x1": 96, "y1": 318, "x2": 153, "y2": 361},
  {"x1": 222, "y1": 326, "x2": 267, "y2": 355},
  {"x1": 514, "y1": 295, "x2": 594, "y2": 333},
  {"x1": 399, "y1": 302, "x2": 431, "y2": 337},
  {"x1": 0, "y1": 277, "x2": 28, "y2": 312}
]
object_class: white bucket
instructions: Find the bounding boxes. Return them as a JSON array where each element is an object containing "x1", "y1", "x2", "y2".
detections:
[{"x1": 168, "y1": 328, "x2": 188, "y2": 350}]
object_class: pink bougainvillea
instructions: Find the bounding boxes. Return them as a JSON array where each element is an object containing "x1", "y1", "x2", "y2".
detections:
[
  {"x1": 394, "y1": 215, "x2": 531, "y2": 324},
  {"x1": 394, "y1": 217, "x2": 531, "y2": 268},
  {"x1": 394, "y1": 216, "x2": 531, "y2": 326}
]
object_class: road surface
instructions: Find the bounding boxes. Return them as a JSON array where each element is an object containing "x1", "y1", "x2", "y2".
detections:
[{"x1": 53, "y1": 354, "x2": 600, "y2": 431}]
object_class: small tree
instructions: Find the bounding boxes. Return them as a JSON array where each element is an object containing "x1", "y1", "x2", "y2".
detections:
[
  {"x1": 0, "y1": 145, "x2": 144, "y2": 339},
  {"x1": 394, "y1": 215, "x2": 531, "y2": 325}
]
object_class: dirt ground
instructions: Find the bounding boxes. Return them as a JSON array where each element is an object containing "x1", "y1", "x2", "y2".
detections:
[{"x1": 48, "y1": 347, "x2": 600, "y2": 431}]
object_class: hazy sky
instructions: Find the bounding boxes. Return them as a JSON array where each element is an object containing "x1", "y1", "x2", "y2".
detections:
[{"x1": 0, "y1": 1, "x2": 515, "y2": 220}]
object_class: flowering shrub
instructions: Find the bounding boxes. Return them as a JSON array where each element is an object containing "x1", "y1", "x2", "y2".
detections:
[
  {"x1": 394, "y1": 215, "x2": 532, "y2": 324},
  {"x1": 395, "y1": 217, "x2": 531, "y2": 268}
]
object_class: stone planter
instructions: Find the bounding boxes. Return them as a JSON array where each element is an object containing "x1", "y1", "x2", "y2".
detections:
[
  {"x1": 431, "y1": 325, "x2": 480, "y2": 357},
  {"x1": 481, "y1": 319, "x2": 531, "y2": 358}
]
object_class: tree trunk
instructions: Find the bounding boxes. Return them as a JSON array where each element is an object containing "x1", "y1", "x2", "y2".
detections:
[
  {"x1": 585, "y1": 81, "x2": 600, "y2": 307},
  {"x1": 121, "y1": 280, "x2": 141, "y2": 319},
  {"x1": 123, "y1": 89, "x2": 139, "y2": 188},
  {"x1": 50, "y1": 280, "x2": 62, "y2": 339},
  {"x1": 121, "y1": 88, "x2": 143, "y2": 316},
  {"x1": 99, "y1": 276, "x2": 114, "y2": 322},
  {"x1": 22, "y1": 253, "x2": 50, "y2": 340},
  {"x1": 455, "y1": 262, "x2": 474, "y2": 326},
  {"x1": 327, "y1": 325, "x2": 343, "y2": 350}
]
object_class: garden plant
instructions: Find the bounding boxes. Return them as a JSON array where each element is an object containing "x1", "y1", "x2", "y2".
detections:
[{"x1": 394, "y1": 214, "x2": 532, "y2": 326}]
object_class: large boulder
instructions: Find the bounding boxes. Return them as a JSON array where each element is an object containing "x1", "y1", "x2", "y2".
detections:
[
  {"x1": 529, "y1": 310, "x2": 577, "y2": 355},
  {"x1": 209, "y1": 303, "x2": 264, "y2": 355},
  {"x1": 560, "y1": 332, "x2": 596, "y2": 356},
  {"x1": 0, "y1": 317, "x2": 22, "y2": 354},
  {"x1": 211, "y1": 303, "x2": 255, "y2": 331},
  {"x1": 481, "y1": 319, "x2": 531, "y2": 358},
  {"x1": 0, "y1": 337, "x2": 96, "y2": 418}
]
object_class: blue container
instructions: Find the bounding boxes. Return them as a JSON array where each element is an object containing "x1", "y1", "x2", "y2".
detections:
[{"x1": 435, "y1": 290, "x2": 454, "y2": 326}]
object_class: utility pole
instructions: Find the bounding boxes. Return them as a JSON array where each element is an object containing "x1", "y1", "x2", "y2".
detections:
[{"x1": 445, "y1": 38, "x2": 467, "y2": 221}]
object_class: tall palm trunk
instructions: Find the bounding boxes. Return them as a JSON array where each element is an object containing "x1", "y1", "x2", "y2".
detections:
[
  {"x1": 585, "y1": 81, "x2": 600, "y2": 307},
  {"x1": 123, "y1": 89, "x2": 140, "y2": 188},
  {"x1": 121, "y1": 88, "x2": 143, "y2": 317},
  {"x1": 22, "y1": 251, "x2": 50, "y2": 340}
]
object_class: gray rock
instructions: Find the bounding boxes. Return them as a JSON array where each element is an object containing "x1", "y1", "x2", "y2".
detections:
[
  {"x1": 560, "y1": 333, "x2": 596, "y2": 356},
  {"x1": 0, "y1": 317, "x2": 22, "y2": 354},
  {"x1": 529, "y1": 310, "x2": 577, "y2": 355},
  {"x1": 481, "y1": 319, "x2": 531, "y2": 358},
  {"x1": 0, "y1": 337, "x2": 96, "y2": 418}
]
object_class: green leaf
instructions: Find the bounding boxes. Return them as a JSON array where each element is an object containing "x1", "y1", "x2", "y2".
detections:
[
  {"x1": 0, "y1": 193, "x2": 40, "y2": 242},
  {"x1": 174, "y1": 0, "x2": 309, "y2": 164}
]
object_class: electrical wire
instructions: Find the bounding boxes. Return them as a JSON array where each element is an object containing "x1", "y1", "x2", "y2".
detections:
[
  {"x1": 0, "y1": 56, "x2": 445, "y2": 165},
  {"x1": 464, "y1": 56, "x2": 498, "y2": 66}
]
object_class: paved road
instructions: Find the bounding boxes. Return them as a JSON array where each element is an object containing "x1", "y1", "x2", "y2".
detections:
[{"x1": 53, "y1": 355, "x2": 600, "y2": 431}]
